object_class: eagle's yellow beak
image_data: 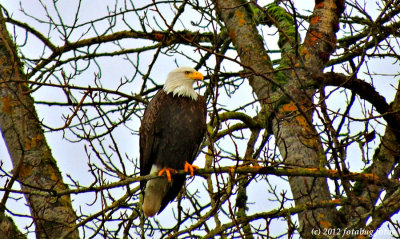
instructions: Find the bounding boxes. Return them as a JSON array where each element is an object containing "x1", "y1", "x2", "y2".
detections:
[{"x1": 187, "y1": 71, "x2": 204, "y2": 81}]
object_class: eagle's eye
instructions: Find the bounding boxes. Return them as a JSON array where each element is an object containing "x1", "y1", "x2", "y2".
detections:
[{"x1": 184, "y1": 71, "x2": 191, "y2": 74}]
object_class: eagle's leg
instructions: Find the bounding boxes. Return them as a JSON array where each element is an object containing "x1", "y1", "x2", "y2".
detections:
[
  {"x1": 184, "y1": 161, "x2": 199, "y2": 177},
  {"x1": 158, "y1": 168, "x2": 177, "y2": 182}
]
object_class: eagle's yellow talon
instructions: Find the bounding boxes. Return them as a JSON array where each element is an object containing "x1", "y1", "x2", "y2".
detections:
[
  {"x1": 158, "y1": 168, "x2": 177, "y2": 182},
  {"x1": 184, "y1": 161, "x2": 199, "y2": 177}
]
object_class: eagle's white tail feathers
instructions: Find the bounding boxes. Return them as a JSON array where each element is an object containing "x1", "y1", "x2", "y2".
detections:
[{"x1": 143, "y1": 165, "x2": 170, "y2": 217}]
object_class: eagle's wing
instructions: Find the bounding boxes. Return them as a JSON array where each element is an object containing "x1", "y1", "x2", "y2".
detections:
[{"x1": 139, "y1": 90, "x2": 164, "y2": 191}]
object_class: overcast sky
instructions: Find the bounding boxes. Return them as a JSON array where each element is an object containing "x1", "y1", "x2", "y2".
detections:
[{"x1": 0, "y1": 1, "x2": 399, "y2": 238}]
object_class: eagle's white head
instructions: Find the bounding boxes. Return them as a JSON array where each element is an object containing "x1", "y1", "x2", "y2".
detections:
[{"x1": 163, "y1": 66, "x2": 204, "y2": 100}]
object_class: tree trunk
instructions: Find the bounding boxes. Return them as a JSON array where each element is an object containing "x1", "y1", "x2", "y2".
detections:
[
  {"x1": 213, "y1": 0, "x2": 345, "y2": 236},
  {"x1": 351, "y1": 86, "x2": 400, "y2": 225},
  {"x1": 0, "y1": 12, "x2": 79, "y2": 239}
]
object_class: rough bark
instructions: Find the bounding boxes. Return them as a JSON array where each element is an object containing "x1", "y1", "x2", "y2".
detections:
[
  {"x1": 0, "y1": 12, "x2": 79, "y2": 239},
  {"x1": 212, "y1": 0, "x2": 275, "y2": 99},
  {"x1": 0, "y1": 213, "x2": 26, "y2": 239}
]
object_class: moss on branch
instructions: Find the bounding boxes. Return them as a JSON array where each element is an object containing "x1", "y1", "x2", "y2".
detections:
[{"x1": 2, "y1": 166, "x2": 394, "y2": 199}]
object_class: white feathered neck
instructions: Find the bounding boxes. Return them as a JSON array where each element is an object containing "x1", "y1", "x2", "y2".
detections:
[{"x1": 163, "y1": 67, "x2": 200, "y2": 100}]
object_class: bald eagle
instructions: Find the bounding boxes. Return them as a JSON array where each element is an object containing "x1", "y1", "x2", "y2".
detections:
[{"x1": 140, "y1": 67, "x2": 207, "y2": 217}]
